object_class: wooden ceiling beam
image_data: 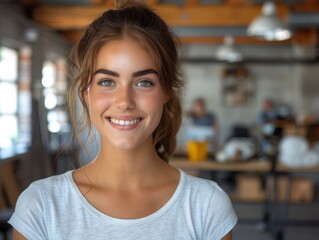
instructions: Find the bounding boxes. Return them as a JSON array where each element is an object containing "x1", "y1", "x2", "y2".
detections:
[
  {"x1": 33, "y1": 4, "x2": 291, "y2": 30},
  {"x1": 33, "y1": 5, "x2": 109, "y2": 30},
  {"x1": 180, "y1": 29, "x2": 317, "y2": 46},
  {"x1": 291, "y1": 0, "x2": 319, "y2": 12},
  {"x1": 147, "y1": 0, "x2": 161, "y2": 6},
  {"x1": 89, "y1": 0, "x2": 107, "y2": 4},
  {"x1": 179, "y1": 36, "x2": 290, "y2": 45},
  {"x1": 224, "y1": 0, "x2": 255, "y2": 7},
  {"x1": 32, "y1": 2, "x2": 319, "y2": 46},
  {"x1": 61, "y1": 28, "x2": 317, "y2": 46},
  {"x1": 186, "y1": 0, "x2": 199, "y2": 7},
  {"x1": 19, "y1": 0, "x2": 38, "y2": 5}
]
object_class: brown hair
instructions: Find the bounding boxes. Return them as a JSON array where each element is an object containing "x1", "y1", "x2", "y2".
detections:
[{"x1": 68, "y1": 0, "x2": 183, "y2": 162}]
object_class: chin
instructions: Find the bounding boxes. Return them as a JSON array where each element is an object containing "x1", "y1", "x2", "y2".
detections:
[
  {"x1": 115, "y1": 143, "x2": 137, "y2": 150},
  {"x1": 111, "y1": 135, "x2": 152, "y2": 151},
  {"x1": 111, "y1": 139, "x2": 140, "y2": 150}
]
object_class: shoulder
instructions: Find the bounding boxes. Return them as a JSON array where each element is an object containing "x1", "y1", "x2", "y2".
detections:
[
  {"x1": 205, "y1": 113, "x2": 216, "y2": 124},
  {"x1": 15, "y1": 171, "x2": 73, "y2": 212},
  {"x1": 182, "y1": 171, "x2": 225, "y2": 198},
  {"x1": 27, "y1": 171, "x2": 72, "y2": 195},
  {"x1": 207, "y1": 112, "x2": 215, "y2": 118},
  {"x1": 180, "y1": 171, "x2": 237, "y2": 239},
  {"x1": 8, "y1": 171, "x2": 73, "y2": 239},
  {"x1": 180, "y1": 171, "x2": 235, "y2": 212}
]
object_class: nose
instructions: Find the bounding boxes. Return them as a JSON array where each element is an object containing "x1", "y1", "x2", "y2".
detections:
[{"x1": 115, "y1": 86, "x2": 136, "y2": 110}]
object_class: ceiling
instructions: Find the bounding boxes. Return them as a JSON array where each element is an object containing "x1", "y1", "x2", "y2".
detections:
[{"x1": 3, "y1": 0, "x2": 319, "y2": 48}]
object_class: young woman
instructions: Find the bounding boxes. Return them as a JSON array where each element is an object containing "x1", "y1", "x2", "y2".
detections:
[{"x1": 9, "y1": 1, "x2": 237, "y2": 239}]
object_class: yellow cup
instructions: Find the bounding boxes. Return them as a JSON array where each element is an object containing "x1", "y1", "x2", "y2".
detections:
[{"x1": 187, "y1": 141, "x2": 208, "y2": 162}]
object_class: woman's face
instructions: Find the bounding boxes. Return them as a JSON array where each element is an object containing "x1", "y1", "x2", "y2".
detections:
[{"x1": 86, "y1": 38, "x2": 168, "y2": 150}]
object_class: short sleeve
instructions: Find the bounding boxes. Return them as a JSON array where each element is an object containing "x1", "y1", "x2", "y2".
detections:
[
  {"x1": 203, "y1": 184, "x2": 238, "y2": 240},
  {"x1": 8, "y1": 183, "x2": 48, "y2": 240}
]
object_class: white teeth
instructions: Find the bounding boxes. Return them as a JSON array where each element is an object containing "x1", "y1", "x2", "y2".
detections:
[{"x1": 110, "y1": 118, "x2": 141, "y2": 126}]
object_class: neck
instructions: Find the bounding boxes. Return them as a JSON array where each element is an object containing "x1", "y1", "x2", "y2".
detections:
[{"x1": 85, "y1": 138, "x2": 170, "y2": 191}]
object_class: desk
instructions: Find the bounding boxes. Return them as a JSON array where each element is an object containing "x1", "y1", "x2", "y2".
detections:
[
  {"x1": 170, "y1": 158, "x2": 272, "y2": 172},
  {"x1": 276, "y1": 163, "x2": 319, "y2": 173},
  {"x1": 170, "y1": 157, "x2": 272, "y2": 201}
]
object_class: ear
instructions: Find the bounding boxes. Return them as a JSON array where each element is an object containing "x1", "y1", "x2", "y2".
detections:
[
  {"x1": 164, "y1": 94, "x2": 169, "y2": 104},
  {"x1": 84, "y1": 87, "x2": 90, "y2": 106}
]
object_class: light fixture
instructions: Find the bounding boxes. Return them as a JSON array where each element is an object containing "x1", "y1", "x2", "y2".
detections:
[
  {"x1": 25, "y1": 28, "x2": 38, "y2": 42},
  {"x1": 216, "y1": 36, "x2": 243, "y2": 63},
  {"x1": 247, "y1": 1, "x2": 292, "y2": 41}
]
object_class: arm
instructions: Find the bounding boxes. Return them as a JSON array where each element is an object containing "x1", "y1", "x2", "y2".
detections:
[
  {"x1": 12, "y1": 229, "x2": 27, "y2": 240},
  {"x1": 9, "y1": 183, "x2": 48, "y2": 240},
  {"x1": 203, "y1": 183, "x2": 237, "y2": 240},
  {"x1": 221, "y1": 231, "x2": 232, "y2": 240}
]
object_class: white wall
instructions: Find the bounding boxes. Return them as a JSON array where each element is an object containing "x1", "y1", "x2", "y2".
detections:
[
  {"x1": 300, "y1": 65, "x2": 319, "y2": 116},
  {"x1": 178, "y1": 44, "x2": 318, "y2": 149}
]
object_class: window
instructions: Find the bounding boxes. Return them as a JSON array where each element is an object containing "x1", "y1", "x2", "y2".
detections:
[
  {"x1": 42, "y1": 59, "x2": 70, "y2": 151},
  {"x1": 0, "y1": 46, "x2": 32, "y2": 158}
]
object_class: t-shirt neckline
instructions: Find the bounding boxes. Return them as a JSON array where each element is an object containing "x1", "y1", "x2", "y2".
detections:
[{"x1": 67, "y1": 168, "x2": 185, "y2": 225}]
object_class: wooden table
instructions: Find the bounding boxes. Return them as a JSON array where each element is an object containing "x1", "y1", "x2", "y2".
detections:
[
  {"x1": 169, "y1": 157, "x2": 272, "y2": 172},
  {"x1": 276, "y1": 163, "x2": 319, "y2": 173}
]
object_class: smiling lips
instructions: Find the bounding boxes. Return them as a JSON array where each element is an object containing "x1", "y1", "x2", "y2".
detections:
[{"x1": 108, "y1": 117, "x2": 142, "y2": 127}]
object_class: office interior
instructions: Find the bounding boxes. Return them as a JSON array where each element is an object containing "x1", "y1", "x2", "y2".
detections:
[{"x1": 0, "y1": 1, "x2": 319, "y2": 240}]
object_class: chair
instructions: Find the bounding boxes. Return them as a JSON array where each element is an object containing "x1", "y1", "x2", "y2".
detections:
[
  {"x1": 0, "y1": 208, "x2": 13, "y2": 240},
  {"x1": 0, "y1": 184, "x2": 13, "y2": 240},
  {"x1": 0, "y1": 161, "x2": 21, "y2": 240}
]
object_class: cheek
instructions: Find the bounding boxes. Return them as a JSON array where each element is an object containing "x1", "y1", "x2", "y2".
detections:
[
  {"x1": 90, "y1": 92, "x2": 112, "y2": 106},
  {"x1": 140, "y1": 93, "x2": 166, "y2": 112},
  {"x1": 140, "y1": 95, "x2": 165, "y2": 130},
  {"x1": 87, "y1": 92, "x2": 113, "y2": 121}
]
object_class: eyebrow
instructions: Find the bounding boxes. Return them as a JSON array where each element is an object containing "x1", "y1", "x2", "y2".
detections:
[
  {"x1": 93, "y1": 69, "x2": 119, "y2": 77},
  {"x1": 132, "y1": 69, "x2": 158, "y2": 77},
  {"x1": 93, "y1": 68, "x2": 158, "y2": 78}
]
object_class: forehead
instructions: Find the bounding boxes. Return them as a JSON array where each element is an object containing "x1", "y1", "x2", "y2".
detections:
[{"x1": 95, "y1": 38, "x2": 158, "y2": 69}]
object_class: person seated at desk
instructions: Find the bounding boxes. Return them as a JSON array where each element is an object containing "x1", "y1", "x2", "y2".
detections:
[
  {"x1": 258, "y1": 99, "x2": 277, "y2": 155},
  {"x1": 216, "y1": 124, "x2": 257, "y2": 163},
  {"x1": 189, "y1": 97, "x2": 217, "y2": 128},
  {"x1": 186, "y1": 98, "x2": 218, "y2": 180},
  {"x1": 258, "y1": 99, "x2": 276, "y2": 126},
  {"x1": 187, "y1": 97, "x2": 218, "y2": 153}
]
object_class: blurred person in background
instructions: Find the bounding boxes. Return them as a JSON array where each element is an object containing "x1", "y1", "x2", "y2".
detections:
[
  {"x1": 189, "y1": 97, "x2": 217, "y2": 129},
  {"x1": 258, "y1": 99, "x2": 277, "y2": 156},
  {"x1": 188, "y1": 97, "x2": 219, "y2": 151}
]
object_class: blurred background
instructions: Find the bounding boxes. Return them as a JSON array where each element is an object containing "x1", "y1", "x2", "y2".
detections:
[{"x1": 0, "y1": 0, "x2": 319, "y2": 240}]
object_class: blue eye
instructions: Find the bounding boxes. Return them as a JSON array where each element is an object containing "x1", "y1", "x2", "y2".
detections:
[
  {"x1": 136, "y1": 80, "x2": 153, "y2": 88},
  {"x1": 98, "y1": 79, "x2": 115, "y2": 87}
]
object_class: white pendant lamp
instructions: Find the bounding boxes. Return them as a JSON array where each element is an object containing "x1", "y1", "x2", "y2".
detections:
[
  {"x1": 247, "y1": 1, "x2": 292, "y2": 41},
  {"x1": 216, "y1": 36, "x2": 243, "y2": 62}
]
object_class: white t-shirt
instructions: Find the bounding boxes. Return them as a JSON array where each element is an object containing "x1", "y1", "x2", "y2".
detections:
[{"x1": 9, "y1": 169, "x2": 237, "y2": 240}]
